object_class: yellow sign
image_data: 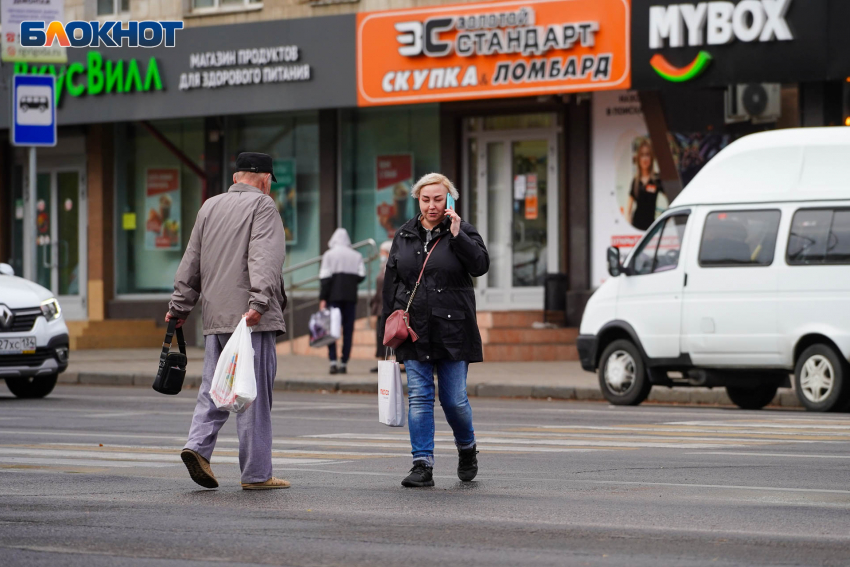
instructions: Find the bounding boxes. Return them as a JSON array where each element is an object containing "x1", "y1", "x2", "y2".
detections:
[{"x1": 122, "y1": 213, "x2": 137, "y2": 230}]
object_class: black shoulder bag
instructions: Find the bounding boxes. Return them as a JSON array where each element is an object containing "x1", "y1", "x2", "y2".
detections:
[{"x1": 152, "y1": 319, "x2": 187, "y2": 395}]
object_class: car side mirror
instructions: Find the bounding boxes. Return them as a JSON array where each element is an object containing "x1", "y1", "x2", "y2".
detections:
[
  {"x1": 0, "y1": 263, "x2": 14, "y2": 276},
  {"x1": 607, "y1": 247, "x2": 622, "y2": 277}
]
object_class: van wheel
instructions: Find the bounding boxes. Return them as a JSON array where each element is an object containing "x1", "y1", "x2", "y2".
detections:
[
  {"x1": 794, "y1": 345, "x2": 849, "y2": 412},
  {"x1": 598, "y1": 339, "x2": 651, "y2": 406},
  {"x1": 726, "y1": 385, "x2": 778, "y2": 410},
  {"x1": 5, "y1": 374, "x2": 58, "y2": 399}
]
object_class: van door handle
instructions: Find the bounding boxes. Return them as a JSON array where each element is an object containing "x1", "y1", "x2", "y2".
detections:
[{"x1": 684, "y1": 273, "x2": 688, "y2": 287}]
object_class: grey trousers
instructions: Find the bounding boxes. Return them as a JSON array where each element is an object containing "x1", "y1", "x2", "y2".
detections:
[{"x1": 184, "y1": 330, "x2": 277, "y2": 483}]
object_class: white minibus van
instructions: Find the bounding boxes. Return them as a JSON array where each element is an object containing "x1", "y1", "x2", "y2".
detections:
[{"x1": 577, "y1": 128, "x2": 850, "y2": 412}]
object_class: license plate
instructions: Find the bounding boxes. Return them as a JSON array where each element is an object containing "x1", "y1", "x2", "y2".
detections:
[{"x1": 0, "y1": 336, "x2": 36, "y2": 354}]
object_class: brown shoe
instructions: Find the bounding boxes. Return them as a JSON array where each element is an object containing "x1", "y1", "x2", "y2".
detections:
[
  {"x1": 241, "y1": 477, "x2": 291, "y2": 490},
  {"x1": 181, "y1": 449, "x2": 219, "y2": 489}
]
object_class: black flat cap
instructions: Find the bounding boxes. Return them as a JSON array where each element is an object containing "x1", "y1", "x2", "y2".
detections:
[{"x1": 235, "y1": 152, "x2": 277, "y2": 182}]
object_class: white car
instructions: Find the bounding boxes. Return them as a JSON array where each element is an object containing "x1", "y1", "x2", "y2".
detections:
[
  {"x1": 578, "y1": 127, "x2": 850, "y2": 412},
  {"x1": 0, "y1": 263, "x2": 69, "y2": 398}
]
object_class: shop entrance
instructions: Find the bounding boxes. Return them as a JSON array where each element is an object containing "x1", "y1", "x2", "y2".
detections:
[
  {"x1": 463, "y1": 114, "x2": 559, "y2": 310},
  {"x1": 30, "y1": 167, "x2": 87, "y2": 320}
]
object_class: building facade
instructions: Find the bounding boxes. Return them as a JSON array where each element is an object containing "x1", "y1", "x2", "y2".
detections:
[{"x1": 0, "y1": 0, "x2": 846, "y2": 349}]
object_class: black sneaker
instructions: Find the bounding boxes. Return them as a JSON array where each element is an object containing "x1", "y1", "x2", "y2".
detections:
[
  {"x1": 401, "y1": 462, "x2": 434, "y2": 488},
  {"x1": 329, "y1": 363, "x2": 338, "y2": 375},
  {"x1": 339, "y1": 364, "x2": 347, "y2": 375},
  {"x1": 457, "y1": 445, "x2": 478, "y2": 481}
]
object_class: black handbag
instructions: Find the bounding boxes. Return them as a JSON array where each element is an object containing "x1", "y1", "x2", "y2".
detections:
[{"x1": 152, "y1": 319, "x2": 187, "y2": 395}]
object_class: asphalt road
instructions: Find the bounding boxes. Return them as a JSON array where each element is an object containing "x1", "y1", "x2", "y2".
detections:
[{"x1": 1, "y1": 385, "x2": 849, "y2": 567}]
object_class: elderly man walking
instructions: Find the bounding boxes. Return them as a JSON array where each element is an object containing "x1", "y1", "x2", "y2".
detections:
[{"x1": 166, "y1": 152, "x2": 289, "y2": 490}]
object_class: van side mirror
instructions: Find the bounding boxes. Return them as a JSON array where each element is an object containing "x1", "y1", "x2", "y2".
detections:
[
  {"x1": 0, "y1": 263, "x2": 14, "y2": 276},
  {"x1": 607, "y1": 247, "x2": 622, "y2": 277}
]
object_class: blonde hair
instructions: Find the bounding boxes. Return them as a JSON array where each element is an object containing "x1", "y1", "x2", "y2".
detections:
[{"x1": 411, "y1": 173, "x2": 459, "y2": 201}]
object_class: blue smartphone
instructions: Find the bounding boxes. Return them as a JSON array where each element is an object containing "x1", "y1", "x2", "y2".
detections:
[{"x1": 446, "y1": 194, "x2": 456, "y2": 212}]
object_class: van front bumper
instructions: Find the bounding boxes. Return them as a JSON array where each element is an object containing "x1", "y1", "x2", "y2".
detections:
[{"x1": 576, "y1": 335, "x2": 598, "y2": 372}]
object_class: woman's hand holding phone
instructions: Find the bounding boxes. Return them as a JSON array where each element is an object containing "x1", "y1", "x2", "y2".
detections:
[{"x1": 445, "y1": 195, "x2": 461, "y2": 236}]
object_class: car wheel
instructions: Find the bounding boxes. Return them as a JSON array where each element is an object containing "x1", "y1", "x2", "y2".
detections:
[
  {"x1": 794, "y1": 345, "x2": 849, "y2": 412},
  {"x1": 726, "y1": 384, "x2": 779, "y2": 410},
  {"x1": 598, "y1": 339, "x2": 651, "y2": 406},
  {"x1": 5, "y1": 373, "x2": 58, "y2": 399}
]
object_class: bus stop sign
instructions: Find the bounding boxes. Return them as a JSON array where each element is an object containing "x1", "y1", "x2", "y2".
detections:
[{"x1": 12, "y1": 74, "x2": 56, "y2": 147}]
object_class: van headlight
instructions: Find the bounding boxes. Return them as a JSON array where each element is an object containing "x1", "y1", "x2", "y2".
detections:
[{"x1": 40, "y1": 298, "x2": 61, "y2": 320}]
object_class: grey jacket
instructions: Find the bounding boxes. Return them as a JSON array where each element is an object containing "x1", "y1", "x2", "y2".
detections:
[{"x1": 168, "y1": 183, "x2": 287, "y2": 336}]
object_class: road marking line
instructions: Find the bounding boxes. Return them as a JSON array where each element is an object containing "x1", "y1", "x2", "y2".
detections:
[
  {"x1": 689, "y1": 451, "x2": 850, "y2": 459},
  {"x1": 0, "y1": 448, "x2": 344, "y2": 466},
  {"x1": 302, "y1": 433, "x2": 746, "y2": 450},
  {"x1": 668, "y1": 421, "x2": 850, "y2": 430}
]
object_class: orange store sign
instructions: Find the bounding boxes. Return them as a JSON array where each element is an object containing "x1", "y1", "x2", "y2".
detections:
[{"x1": 356, "y1": 0, "x2": 630, "y2": 106}]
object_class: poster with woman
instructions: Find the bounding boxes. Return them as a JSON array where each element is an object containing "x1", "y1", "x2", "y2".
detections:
[
  {"x1": 375, "y1": 154, "x2": 414, "y2": 240},
  {"x1": 144, "y1": 168, "x2": 181, "y2": 251},
  {"x1": 591, "y1": 91, "x2": 668, "y2": 286}
]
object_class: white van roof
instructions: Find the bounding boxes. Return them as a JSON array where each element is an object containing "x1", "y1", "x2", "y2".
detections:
[{"x1": 671, "y1": 127, "x2": 850, "y2": 208}]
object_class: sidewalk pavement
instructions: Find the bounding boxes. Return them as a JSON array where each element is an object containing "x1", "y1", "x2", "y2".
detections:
[{"x1": 61, "y1": 344, "x2": 803, "y2": 409}]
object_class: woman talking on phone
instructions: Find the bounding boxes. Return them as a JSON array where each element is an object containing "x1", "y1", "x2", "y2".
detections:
[{"x1": 381, "y1": 173, "x2": 490, "y2": 488}]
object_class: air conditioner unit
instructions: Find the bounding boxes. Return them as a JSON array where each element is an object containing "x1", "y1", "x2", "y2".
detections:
[{"x1": 725, "y1": 83, "x2": 781, "y2": 124}]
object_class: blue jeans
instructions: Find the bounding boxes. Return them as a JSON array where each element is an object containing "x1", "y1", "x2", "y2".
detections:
[{"x1": 404, "y1": 359, "x2": 476, "y2": 467}]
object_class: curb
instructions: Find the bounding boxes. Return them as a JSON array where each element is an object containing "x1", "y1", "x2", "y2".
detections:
[{"x1": 60, "y1": 371, "x2": 804, "y2": 408}]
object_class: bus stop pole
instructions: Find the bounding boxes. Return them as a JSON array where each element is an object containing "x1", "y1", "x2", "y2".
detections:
[{"x1": 23, "y1": 146, "x2": 37, "y2": 282}]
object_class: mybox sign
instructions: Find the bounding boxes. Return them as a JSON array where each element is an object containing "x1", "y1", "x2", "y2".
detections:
[
  {"x1": 631, "y1": 0, "x2": 840, "y2": 89},
  {"x1": 357, "y1": 0, "x2": 630, "y2": 106}
]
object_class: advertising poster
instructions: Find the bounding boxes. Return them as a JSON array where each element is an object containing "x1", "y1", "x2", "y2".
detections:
[
  {"x1": 524, "y1": 173, "x2": 539, "y2": 220},
  {"x1": 375, "y1": 154, "x2": 414, "y2": 240},
  {"x1": 1, "y1": 0, "x2": 67, "y2": 63},
  {"x1": 591, "y1": 90, "x2": 669, "y2": 286},
  {"x1": 271, "y1": 159, "x2": 297, "y2": 244},
  {"x1": 144, "y1": 168, "x2": 181, "y2": 251}
]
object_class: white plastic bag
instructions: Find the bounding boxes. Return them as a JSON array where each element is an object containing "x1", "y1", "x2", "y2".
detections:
[
  {"x1": 309, "y1": 307, "x2": 342, "y2": 348},
  {"x1": 378, "y1": 359, "x2": 405, "y2": 427},
  {"x1": 209, "y1": 317, "x2": 256, "y2": 413},
  {"x1": 329, "y1": 307, "x2": 342, "y2": 341}
]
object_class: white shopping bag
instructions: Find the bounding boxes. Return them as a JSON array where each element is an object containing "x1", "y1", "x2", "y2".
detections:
[
  {"x1": 309, "y1": 309, "x2": 335, "y2": 348},
  {"x1": 209, "y1": 317, "x2": 257, "y2": 413},
  {"x1": 329, "y1": 307, "x2": 342, "y2": 341},
  {"x1": 378, "y1": 359, "x2": 405, "y2": 427}
]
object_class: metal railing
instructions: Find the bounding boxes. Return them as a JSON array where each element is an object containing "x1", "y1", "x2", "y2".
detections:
[{"x1": 281, "y1": 238, "x2": 380, "y2": 354}]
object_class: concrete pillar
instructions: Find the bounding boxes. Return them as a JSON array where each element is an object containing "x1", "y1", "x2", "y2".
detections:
[{"x1": 85, "y1": 124, "x2": 114, "y2": 322}]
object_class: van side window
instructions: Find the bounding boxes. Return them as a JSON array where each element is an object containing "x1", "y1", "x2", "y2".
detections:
[
  {"x1": 787, "y1": 208, "x2": 850, "y2": 265},
  {"x1": 632, "y1": 215, "x2": 688, "y2": 275},
  {"x1": 698, "y1": 210, "x2": 780, "y2": 267}
]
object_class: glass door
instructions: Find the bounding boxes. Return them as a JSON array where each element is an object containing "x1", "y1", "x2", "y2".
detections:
[
  {"x1": 467, "y1": 131, "x2": 559, "y2": 310},
  {"x1": 33, "y1": 169, "x2": 87, "y2": 320}
]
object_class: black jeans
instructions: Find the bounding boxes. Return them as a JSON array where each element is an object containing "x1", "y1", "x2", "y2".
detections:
[{"x1": 327, "y1": 300, "x2": 357, "y2": 364}]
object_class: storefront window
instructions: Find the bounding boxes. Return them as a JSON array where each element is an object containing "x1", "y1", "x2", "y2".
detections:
[
  {"x1": 115, "y1": 120, "x2": 204, "y2": 295},
  {"x1": 340, "y1": 105, "x2": 440, "y2": 284},
  {"x1": 225, "y1": 111, "x2": 320, "y2": 289}
]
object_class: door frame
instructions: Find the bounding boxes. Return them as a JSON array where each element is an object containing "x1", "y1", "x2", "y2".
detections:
[
  {"x1": 30, "y1": 158, "x2": 88, "y2": 321},
  {"x1": 462, "y1": 126, "x2": 560, "y2": 310}
]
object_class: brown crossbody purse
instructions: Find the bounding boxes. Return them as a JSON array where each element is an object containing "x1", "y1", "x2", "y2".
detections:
[{"x1": 383, "y1": 236, "x2": 444, "y2": 350}]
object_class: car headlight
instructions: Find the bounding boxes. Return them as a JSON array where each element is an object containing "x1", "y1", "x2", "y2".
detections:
[{"x1": 40, "y1": 298, "x2": 61, "y2": 320}]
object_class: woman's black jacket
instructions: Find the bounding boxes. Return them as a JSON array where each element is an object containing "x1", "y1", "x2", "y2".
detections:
[{"x1": 381, "y1": 216, "x2": 489, "y2": 363}]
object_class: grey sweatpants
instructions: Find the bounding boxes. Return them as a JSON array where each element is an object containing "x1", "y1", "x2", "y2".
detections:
[{"x1": 184, "y1": 330, "x2": 277, "y2": 484}]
